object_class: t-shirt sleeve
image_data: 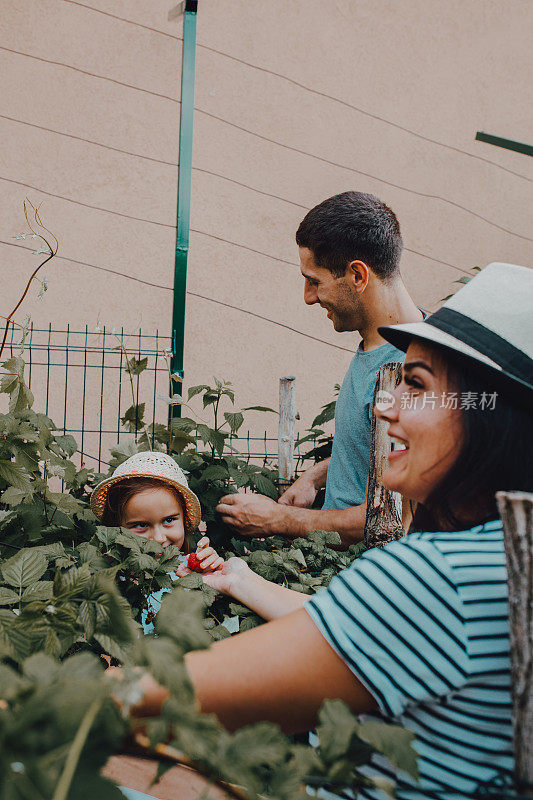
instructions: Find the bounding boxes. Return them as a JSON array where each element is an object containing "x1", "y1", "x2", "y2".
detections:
[{"x1": 305, "y1": 537, "x2": 470, "y2": 717}]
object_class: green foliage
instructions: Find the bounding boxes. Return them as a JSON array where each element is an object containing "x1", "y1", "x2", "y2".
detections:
[
  {"x1": 440, "y1": 265, "x2": 481, "y2": 302},
  {"x1": 0, "y1": 360, "x2": 418, "y2": 798},
  {"x1": 295, "y1": 386, "x2": 339, "y2": 493},
  {"x1": 114, "y1": 377, "x2": 280, "y2": 549}
]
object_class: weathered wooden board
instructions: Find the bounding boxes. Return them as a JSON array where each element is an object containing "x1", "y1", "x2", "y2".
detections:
[{"x1": 364, "y1": 362, "x2": 405, "y2": 548}]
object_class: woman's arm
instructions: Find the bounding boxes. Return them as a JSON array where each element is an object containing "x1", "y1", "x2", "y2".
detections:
[
  {"x1": 134, "y1": 608, "x2": 377, "y2": 733},
  {"x1": 202, "y1": 558, "x2": 309, "y2": 620}
]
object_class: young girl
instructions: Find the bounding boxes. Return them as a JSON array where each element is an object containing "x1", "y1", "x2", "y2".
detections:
[
  {"x1": 90, "y1": 452, "x2": 224, "y2": 632},
  {"x1": 127, "y1": 262, "x2": 533, "y2": 799}
]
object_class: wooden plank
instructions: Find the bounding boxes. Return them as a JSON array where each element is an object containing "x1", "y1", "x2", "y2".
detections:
[
  {"x1": 496, "y1": 490, "x2": 533, "y2": 787},
  {"x1": 103, "y1": 755, "x2": 229, "y2": 800},
  {"x1": 364, "y1": 363, "x2": 405, "y2": 548},
  {"x1": 278, "y1": 376, "x2": 296, "y2": 497}
]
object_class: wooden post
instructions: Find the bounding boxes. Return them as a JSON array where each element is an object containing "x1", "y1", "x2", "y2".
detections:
[
  {"x1": 496, "y1": 490, "x2": 533, "y2": 788},
  {"x1": 364, "y1": 363, "x2": 405, "y2": 548},
  {"x1": 278, "y1": 376, "x2": 296, "y2": 497}
]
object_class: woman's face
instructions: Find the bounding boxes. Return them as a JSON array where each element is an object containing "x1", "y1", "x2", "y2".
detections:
[
  {"x1": 121, "y1": 486, "x2": 185, "y2": 549},
  {"x1": 375, "y1": 341, "x2": 465, "y2": 504}
]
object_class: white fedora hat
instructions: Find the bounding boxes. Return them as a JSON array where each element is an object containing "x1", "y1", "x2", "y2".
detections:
[
  {"x1": 90, "y1": 451, "x2": 201, "y2": 531},
  {"x1": 379, "y1": 262, "x2": 533, "y2": 402}
]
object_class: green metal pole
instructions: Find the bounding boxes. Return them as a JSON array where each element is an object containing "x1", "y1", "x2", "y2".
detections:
[
  {"x1": 171, "y1": 0, "x2": 198, "y2": 413},
  {"x1": 475, "y1": 132, "x2": 533, "y2": 157}
]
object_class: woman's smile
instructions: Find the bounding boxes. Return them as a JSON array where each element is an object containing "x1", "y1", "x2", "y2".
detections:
[{"x1": 375, "y1": 341, "x2": 464, "y2": 505}]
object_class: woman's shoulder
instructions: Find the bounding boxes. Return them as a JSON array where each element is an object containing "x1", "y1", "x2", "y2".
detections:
[
  {"x1": 403, "y1": 518, "x2": 504, "y2": 559},
  {"x1": 332, "y1": 519, "x2": 505, "y2": 603}
]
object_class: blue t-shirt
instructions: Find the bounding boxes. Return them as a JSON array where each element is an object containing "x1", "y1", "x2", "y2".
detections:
[
  {"x1": 306, "y1": 520, "x2": 512, "y2": 799},
  {"x1": 141, "y1": 565, "x2": 183, "y2": 634},
  {"x1": 323, "y1": 342, "x2": 404, "y2": 509}
]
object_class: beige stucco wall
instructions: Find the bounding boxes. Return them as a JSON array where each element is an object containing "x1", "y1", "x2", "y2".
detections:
[{"x1": 1, "y1": 0, "x2": 531, "y2": 454}]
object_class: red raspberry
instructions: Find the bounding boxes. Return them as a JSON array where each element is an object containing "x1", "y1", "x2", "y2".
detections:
[{"x1": 187, "y1": 553, "x2": 202, "y2": 572}]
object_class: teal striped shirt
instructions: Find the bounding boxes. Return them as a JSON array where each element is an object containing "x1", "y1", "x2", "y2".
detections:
[{"x1": 306, "y1": 520, "x2": 512, "y2": 799}]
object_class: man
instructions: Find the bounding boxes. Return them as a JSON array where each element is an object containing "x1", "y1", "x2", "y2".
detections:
[{"x1": 217, "y1": 191, "x2": 423, "y2": 544}]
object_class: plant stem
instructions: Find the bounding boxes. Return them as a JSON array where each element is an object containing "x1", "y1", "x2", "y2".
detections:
[
  {"x1": 52, "y1": 695, "x2": 103, "y2": 800},
  {"x1": 12, "y1": 772, "x2": 47, "y2": 800},
  {"x1": 0, "y1": 200, "x2": 58, "y2": 361}
]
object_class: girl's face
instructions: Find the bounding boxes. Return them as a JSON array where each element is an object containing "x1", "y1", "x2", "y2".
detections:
[
  {"x1": 375, "y1": 340, "x2": 465, "y2": 505},
  {"x1": 121, "y1": 486, "x2": 185, "y2": 549}
]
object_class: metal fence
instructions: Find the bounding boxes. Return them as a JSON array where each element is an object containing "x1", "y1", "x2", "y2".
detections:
[{"x1": 2, "y1": 324, "x2": 315, "y2": 475}]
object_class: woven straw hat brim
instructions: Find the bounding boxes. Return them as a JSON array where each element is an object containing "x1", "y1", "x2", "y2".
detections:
[{"x1": 90, "y1": 472, "x2": 201, "y2": 531}]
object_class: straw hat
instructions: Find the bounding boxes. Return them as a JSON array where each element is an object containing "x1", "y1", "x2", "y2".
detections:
[
  {"x1": 90, "y1": 451, "x2": 201, "y2": 531},
  {"x1": 379, "y1": 262, "x2": 533, "y2": 403}
]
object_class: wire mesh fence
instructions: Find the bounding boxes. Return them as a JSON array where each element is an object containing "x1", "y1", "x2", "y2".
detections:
[
  {"x1": 2, "y1": 324, "x2": 172, "y2": 472},
  {"x1": 1, "y1": 324, "x2": 317, "y2": 475}
]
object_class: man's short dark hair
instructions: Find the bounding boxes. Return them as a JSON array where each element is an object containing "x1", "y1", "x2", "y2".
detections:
[{"x1": 295, "y1": 191, "x2": 403, "y2": 279}]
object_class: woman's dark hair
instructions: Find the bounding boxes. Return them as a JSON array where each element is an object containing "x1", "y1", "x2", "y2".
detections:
[
  {"x1": 410, "y1": 353, "x2": 533, "y2": 532},
  {"x1": 102, "y1": 477, "x2": 185, "y2": 527},
  {"x1": 295, "y1": 191, "x2": 403, "y2": 280}
]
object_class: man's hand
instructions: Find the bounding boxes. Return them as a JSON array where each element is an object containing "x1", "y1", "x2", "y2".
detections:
[
  {"x1": 216, "y1": 494, "x2": 284, "y2": 537},
  {"x1": 278, "y1": 476, "x2": 317, "y2": 508}
]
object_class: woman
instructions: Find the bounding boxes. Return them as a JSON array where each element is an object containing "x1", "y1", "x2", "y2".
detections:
[{"x1": 133, "y1": 262, "x2": 533, "y2": 799}]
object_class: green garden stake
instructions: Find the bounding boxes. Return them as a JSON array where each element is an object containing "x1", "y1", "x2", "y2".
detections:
[{"x1": 171, "y1": 0, "x2": 198, "y2": 427}]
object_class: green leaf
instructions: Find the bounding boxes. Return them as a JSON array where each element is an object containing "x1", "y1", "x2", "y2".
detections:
[
  {"x1": 355, "y1": 719, "x2": 419, "y2": 779},
  {"x1": 224, "y1": 411, "x2": 244, "y2": 434},
  {"x1": 2, "y1": 550, "x2": 48, "y2": 588},
  {"x1": 287, "y1": 547, "x2": 307, "y2": 567},
  {"x1": 201, "y1": 464, "x2": 229, "y2": 481},
  {"x1": 202, "y1": 391, "x2": 219, "y2": 409},
  {"x1": 0, "y1": 459, "x2": 32, "y2": 491},
  {"x1": 317, "y1": 699, "x2": 361, "y2": 762},
  {"x1": 93, "y1": 632, "x2": 128, "y2": 661},
  {"x1": 0, "y1": 663, "x2": 30, "y2": 700},
  {"x1": 187, "y1": 384, "x2": 210, "y2": 401},
  {"x1": 196, "y1": 424, "x2": 227, "y2": 457},
  {"x1": 21, "y1": 581, "x2": 54, "y2": 602},
  {"x1": 156, "y1": 589, "x2": 212, "y2": 652},
  {"x1": 53, "y1": 433, "x2": 77, "y2": 457},
  {"x1": 2, "y1": 356, "x2": 25, "y2": 377},
  {"x1": 22, "y1": 651, "x2": 60, "y2": 684},
  {"x1": 0, "y1": 587, "x2": 19, "y2": 605},
  {"x1": 120, "y1": 403, "x2": 146, "y2": 433},
  {"x1": 9, "y1": 381, "x2": 34, "y2": 412},
  {"x1": 250, "y1": 473, "x2": 278, "y2": 499},
  {"x1": 0, "y1": 485, "x2": 29, "y2": 505},
  {"x1": 176, "y1": 572, "x2": 203, "y2": 590},
  {"x1": 312, "y1": 401, "x2": 336, "y2": 427},
  {"x1": 295, "y1": 432, "x2": 319, "y2": 447},
  {"x1": 0, "y1": 373, "x2": 19, "y2": 393},
  {"x1": 455, "y1": 276, "x2": 472, "y2": 285},
  {"x1": 242, "y1": 405, "x2": 277, "y2": 413},
  {"x1": 125, "y1": 356, "x2": 148, "y2": 375}
]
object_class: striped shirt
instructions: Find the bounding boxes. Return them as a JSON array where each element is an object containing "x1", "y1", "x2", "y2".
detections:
[{"x1": 306, "y1": 520, "x2": 513, "y2": 800}]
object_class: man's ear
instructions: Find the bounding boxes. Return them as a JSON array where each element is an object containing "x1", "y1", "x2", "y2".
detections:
[{"x1": 346, "y1": 260, "x2": 370, "y2": 293}]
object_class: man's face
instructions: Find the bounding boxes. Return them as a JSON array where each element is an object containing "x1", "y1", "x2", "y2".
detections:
[{"x1": 299, "y1": 247, "x2": 361, "y2": 333}]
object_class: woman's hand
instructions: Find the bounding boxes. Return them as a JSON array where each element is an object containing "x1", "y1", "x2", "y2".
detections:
[
  {"x1": 175, "y1": 537, "x2": 224, "y2": 576},
  {"x1": 201, "y1": 557, "x2": 252, "y2": 596}
]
